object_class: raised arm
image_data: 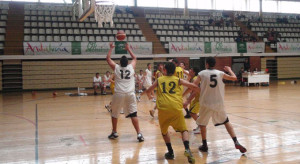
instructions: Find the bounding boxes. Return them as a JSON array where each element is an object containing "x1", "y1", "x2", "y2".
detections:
[
  {"x1": 106, "y1": 42, "x2": 116, "y2": 70},
  {"x1": 125, "y1": 43, "x2": 137, "y2": 69},
  {"x1": 179, "y1": 79, "x2": 200, "y2": 93},
  {"x1": 223, "y1": 66, "x2": 237, "y2": 81}
]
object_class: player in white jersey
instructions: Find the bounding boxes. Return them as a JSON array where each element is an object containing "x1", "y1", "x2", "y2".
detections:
[
  {"x1": 136, "y1": 70, "x2": 144, "y2": 93},
  {"x1": 106, "y1": 42, "x2": 144, "y2": 142},
  {"x1": 143, "y1": 63, "x2": 155, "y2": 102},
  {"x1": 192, "y1": 57, "x2": 247, "y2": 153}
]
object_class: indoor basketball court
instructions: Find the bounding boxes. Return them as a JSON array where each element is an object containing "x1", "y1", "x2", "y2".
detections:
[{"x1": 0, "y1": 0, "x2": 300, "y2": 163}]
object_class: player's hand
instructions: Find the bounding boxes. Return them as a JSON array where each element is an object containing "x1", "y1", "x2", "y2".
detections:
[
  {"x1": 224, "y1": 66, "x2": 232, "y2": 72},
  {"x1": 125, "y1": 43, "x2": 130, "y2": 51},
  {"x1": 109, "y1": 42, "x2": 115, "y2": 49}
]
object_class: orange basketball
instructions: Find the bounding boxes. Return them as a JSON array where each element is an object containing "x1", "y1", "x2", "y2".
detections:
[{"x1": 116, "y1": 30, "x2": 126, "y2": 41}]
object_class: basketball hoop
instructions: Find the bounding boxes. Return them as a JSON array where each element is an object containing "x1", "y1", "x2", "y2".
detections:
[{"x1": 94, "y1": 0, "x2": 115, "y2": 28}]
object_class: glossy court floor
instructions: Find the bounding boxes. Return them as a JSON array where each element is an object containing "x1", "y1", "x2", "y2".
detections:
[{"x1": 0, "y1": 81, "x2": 300, "y2": 164}]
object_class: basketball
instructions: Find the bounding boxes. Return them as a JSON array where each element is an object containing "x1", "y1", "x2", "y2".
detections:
[{"x1": 116, "y1": 30, "x2": 126, "y2": 41}]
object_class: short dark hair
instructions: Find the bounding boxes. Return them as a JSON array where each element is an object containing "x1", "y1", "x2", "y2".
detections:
[
  {"x1": 147, "y1": 63, "x2": 151, "y2": 66},
  {"x1": 206, "y1": 57, "x2": 216, "y2": 68},
  {"x1": 139, "y1": 70, "x2": 143, "y2": 72},
  {"x1": 172, "y1": 58, "x2": 179, "y2": 64},
  {"x1": 165, "y1": 62, "x2": 176, "y2": 75},
  {"x1": 158, "y1": 62, "x2": 164, "y2": 66},
  {"x1": 180, "y1": 62, "x2": 185, "y2": 66},
  {"x1": 96, "y1": 73, "x2": 99, "y2": 75},
  {"x1": 106, "y1": 71, "x2": 110, "y2": 74},
  {"x1": 120, "y1": 55, "x2": 128, "y2": 67},
  {"x1": 192, "y1": 67, "x2": 200, "y2": 75}
]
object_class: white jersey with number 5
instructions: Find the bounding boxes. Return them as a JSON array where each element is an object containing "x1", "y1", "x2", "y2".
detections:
[
  {"x1": 114, "y1": 64, "x2": 135, "y2": 93},
  {"x1": 198, "y1": 69, "x2": 225, "y2": 111}
]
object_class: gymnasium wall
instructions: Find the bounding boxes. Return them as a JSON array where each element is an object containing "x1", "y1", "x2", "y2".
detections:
[
  {"x1": 277, "y1": 57, "x2": 300, "y2": 79},
  {"x1": 22, "y1": 59, "x2": 160, "y2": 90},
  {"x1": 215, "y1": 57, "x2": 232, "y2": 70}
]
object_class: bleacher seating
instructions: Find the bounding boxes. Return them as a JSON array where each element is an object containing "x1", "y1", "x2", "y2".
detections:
[
  {"x1": 239, "y1": 13, "x2": 300, "y2": 42},
  {"x1": 23, "y1": 4, "x2": 146, "y2": 42},
  {"x1": 0, "y1": 2, "x2": 8, "y2": 55},
  {"x1": 146, "y1": 13, "x2": 240, "y2": 49}
]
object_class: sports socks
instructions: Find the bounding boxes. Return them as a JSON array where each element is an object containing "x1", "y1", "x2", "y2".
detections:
[
  {"x1": 202, "y1": 139, "x2": 207, "y2": 147},
  {"x1": 183, "y1": 141, "x2": 190, "y2": 150},
  {"x1": 232, "y1": 137, "x2": 238, "y2": 143},
  {"x1": 166, "y1": 143, "x2": 174, "y2": 154}
]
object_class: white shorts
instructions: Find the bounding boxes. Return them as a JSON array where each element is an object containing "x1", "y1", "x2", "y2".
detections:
[
  {"x1": 93, "y1": 83, "x2": 102, "y2": 87},
  {"x1": 111, "y1": 92, "x2": 137, "y2": 118},
  {"x1": 143, "y1": 83, "x2": 151, "y2": 89},
  {"x1": 196, "y1": 106, "x2": 228, "y2": 126}
]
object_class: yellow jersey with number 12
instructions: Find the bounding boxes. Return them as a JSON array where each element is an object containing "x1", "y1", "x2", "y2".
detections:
[{"x1": 157, "y1": 76, "x2": 183, "y2": 111}]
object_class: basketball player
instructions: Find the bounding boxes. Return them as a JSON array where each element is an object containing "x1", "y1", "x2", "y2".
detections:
[
  {"x1": 183, "y1": 67, "x2": 201, "y2": 134},
  {"x1": 172, "y1": 59, "x2": 191, "y2": 118},
  {"x1": 106, "y1": 42, "x2": 144, "y2": 142},
  {"x1": 105, "y1": 73, "x2": 115, "y2": 112},
  {"x1": 191, "y1": 57, "x2": 247, "y2": 153},
  {"x1": 143, "y1": 62, "x2": 198, "y2": 164},
  {"x1": 149, "y1": 63, "x2": 164, "y2": 117},
  {"x1": 143, "y1": 63, "x2": 155, "y2": 102},
  {"x1": 137, "y1": 70, "x2": 144, "y2": 93}
]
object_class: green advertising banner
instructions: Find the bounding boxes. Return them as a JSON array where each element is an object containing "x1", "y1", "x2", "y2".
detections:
[
  {"x1": 204, "y1": 42, "x2": 212, "y2": 53},
  {"x1": 115, "y1": 41, "x2": 127, "y2": 54},
  {"x1": 237, "y1": 42, "x2": 247, "y2": 53},
  {"x1": 72, "y1": 42, "x2": 81, "y2": 55}
]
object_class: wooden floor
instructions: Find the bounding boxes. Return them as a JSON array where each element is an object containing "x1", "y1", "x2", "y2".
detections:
[{"x1": 0, "y1": 81, "x2": 300, "y2": 164}]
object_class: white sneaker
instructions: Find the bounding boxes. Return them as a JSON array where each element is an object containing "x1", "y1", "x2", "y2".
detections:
[
  {"x1": 193, "y1": 126, "x2": 201, "y2": 134},
  {"x1": 120, "y1": 110, "x2": 124, "y2": 114},
  {"x1": 136, "y1": 95, "x2": 141, "y2": 102},
  {"x1": 152, "y1": 98, "x2": 156, "y2": 102}
]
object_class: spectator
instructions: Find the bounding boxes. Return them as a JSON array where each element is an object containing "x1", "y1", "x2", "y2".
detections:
[
  {"x1": 103, "y1": 71, "x2": 111, "y2": 95},
  {"x1": 93, "y1": 73, "x2": 104, "y2": 95},
  {"x1": 192, "y1": 23, "x2": 202, "y2": 31},
  {"x1": 244, "y1": 59, "x2": 250, "y2": 72},
  {"x1": 208, "y1": 17, "x2": 214, "y2": 25},
  {"x1": 115, "y1": 8, "x2": 122, "y2": 14},
  {"x1": 184, "y1": 20, "x2": 191, "y2": 31}
]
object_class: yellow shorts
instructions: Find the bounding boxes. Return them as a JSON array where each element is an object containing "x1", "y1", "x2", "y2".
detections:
[
  {"x1": 110, "y1": 83, "x2": 115, "y2": 95},
  {"x1": 189, "y1": 101, "x2": 200, "y2": 114},
  {"x1": 158, "y1": 109, "x2": 187, "y2": 135}
]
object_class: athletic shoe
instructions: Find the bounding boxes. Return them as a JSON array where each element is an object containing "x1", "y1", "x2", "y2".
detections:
[
  {"x1": 235, "y1": 142, "x2": 247, "y2": 153},
  {"x1": 184, "y1": 114, "x2": 191, "y2": 118},
  {"x1": 164, "y1": 152, "x2": 174, "y2": 159},
  {"x1": 105, "y1": 105, "x2": 111, "y2": 112},
  {"x1": 193, "y1": 126, "x2": 201, "y2": 134},
  {"x1": 94, "y1": 92, "x2": 97, "y2": 95},
  {"x1": 120, "y1": 110, "x2": 124, "y2": 114},
  {"x1": 137, "y1": 133, "x2": 144, "y2": 142},
  {"x1": 136, "y1": 95, "x2": 141, "y2": 102},
  {"x1": 102, "y1": 92, "x2": 107, "y2": 95},
  {"x1": 184, "y1": 149, "x2": 195, "y2": 164},
  {"x1": 149, "y1": 109, "x2": 155, "y2": 117},
  {"x1": 152, "y1": 98, "x2": 156, "y2": 102},
  {"x1": 199, "y1": 145, "x2": 208, "y2": 152},
  {"x1": 138, "y1": 90, "x2": 143, "y2": 93},
  {"x1": 108, "y1": 132, "x2": 118, "y2": 139}
]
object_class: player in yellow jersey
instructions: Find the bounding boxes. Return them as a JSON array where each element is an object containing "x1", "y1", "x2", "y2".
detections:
[
  {"x1": 143, "y1": 62, "x2": 199, "y2": 164},
  {"x1": 149, "y1": 63, "x2": 164, "y2": 117},
  {"x1": 183, "y1": 67, "x2": 201, "y2": 134}
]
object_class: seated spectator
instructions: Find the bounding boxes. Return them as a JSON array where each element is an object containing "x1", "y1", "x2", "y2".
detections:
[
  {"x1": 184, "y1": 20, "x2": 191, "y2": 31},
  {"x1": 192, "y1": 23, "x2": 202, "y2": 31},
  {"x1": 93, "y1": 73, "x2": 104, "y2": 95},
  {"x1": 102, "y1": 71, "x2": 111, "y2": 95},
  {"x1": 208, "y1": 17, "x2": 214, "y2": 25},
  {"x1": 115, "y1": 8, "x2": 122, "y2": 14},
  {"x1": 125, "y1": 7, "x2": 135, "y2": 16}
]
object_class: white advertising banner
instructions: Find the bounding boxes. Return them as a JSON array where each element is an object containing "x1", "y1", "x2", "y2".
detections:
[
  {"x1": 247, "y1": 42, "x2": 265, "y2": 53},
  {"x1": 128, "y1": 42, "x2": 152, "y2": 55},
  {"x1": 277, "y1": 43, "x2": 300, "y2": 53},
  {"x1": 169, "y1": 42, "x2": 205, "y2": 54},
  {"x1": 24, "y1": 42, "x2": 72, "y2": 55}
]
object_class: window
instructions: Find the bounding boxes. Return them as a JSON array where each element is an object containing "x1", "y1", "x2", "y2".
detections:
[
  {"x1": 262, "y1": 0, "x2": 277, "y2": 13},
  {"x1": 279, "y1": 1, "x2": 300, "y2": 14},
  {"x1": 216, "y1": 0, "x2": 234, "y2": 11},
  {"x1": 115, "y1": 0, "x2": 134, "y2": 6},
  {"x1": 248, "y1": 0, "x2": 260, "y2": 12},
  {"x1": 137, "y1": 0, "x2": 158, "y2": 7},
  {"x1": 40, "y1": 0, "x2": 72, "y2": 3}
]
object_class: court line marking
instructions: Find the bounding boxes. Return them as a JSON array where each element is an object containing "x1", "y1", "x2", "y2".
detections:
[
  {"x1": 35, "y1": 104, "x2": 39, "y2": 164},
  {"x1": 0, "y1": 113, "x2": 36, "y2": 126},
  {"x1": 79, "y1": 135, "x2": 87, "y2": 146}
]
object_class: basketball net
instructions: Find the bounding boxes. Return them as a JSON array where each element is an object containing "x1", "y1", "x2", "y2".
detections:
[{"x1": 94, "y1": 0, "x2": 115, "y2": 28}]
